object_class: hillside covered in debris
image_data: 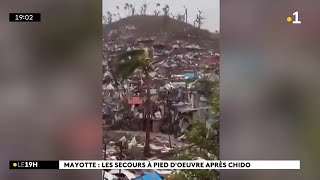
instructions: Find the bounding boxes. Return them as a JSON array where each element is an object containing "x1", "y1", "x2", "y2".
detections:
[
  {"x1": 102, "y1": 14, "x2": 220, "y2": 179},
  {"x1": 103, "y1": 15, "x2": 219, "y2": 50},
  {"x1": 103, "y1": 14, "x2": 219, "y2": 132}
]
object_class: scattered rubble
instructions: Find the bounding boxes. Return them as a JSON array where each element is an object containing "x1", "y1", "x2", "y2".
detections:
[
  {"x1": 102, "y1": 12, "x2": 219, "y2": 179},
  {"x1": 103, "y1": 21, "x2": 219, "y2": 133}
]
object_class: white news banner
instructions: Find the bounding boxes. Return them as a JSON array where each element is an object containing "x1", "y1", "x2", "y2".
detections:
[{"x1": 59, "y1": 160, "x2": 300, "y2": 170}]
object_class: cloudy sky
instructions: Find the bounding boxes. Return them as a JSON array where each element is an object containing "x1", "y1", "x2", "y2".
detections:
[{"x1": 103, "y1": 0, "x2": 220, "y2": 32}]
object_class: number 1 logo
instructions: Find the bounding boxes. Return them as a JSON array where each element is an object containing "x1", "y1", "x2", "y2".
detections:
[{"x1": 292, "y1": 11, "x2": 301, "y2": 24}]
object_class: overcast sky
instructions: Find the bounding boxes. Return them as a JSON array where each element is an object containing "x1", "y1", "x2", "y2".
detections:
[{"x1": 103, "y1": 0, "x2": 220, "y2": 32}]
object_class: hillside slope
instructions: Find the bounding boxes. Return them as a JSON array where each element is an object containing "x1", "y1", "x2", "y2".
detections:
[{"x1": 103, "y1": 15, "x2": 219, "y2": 50}]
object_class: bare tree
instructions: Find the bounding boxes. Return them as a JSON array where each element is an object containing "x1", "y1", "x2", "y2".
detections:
[
  {"x1": 116, "y1": 6, "x2": 121, "y2": 20},
  {"x1": 124, "y1": 3, "x2": 130, "y2": 17},
  {"x1": 162, "y1": 4, "x2": 170, "y2": 27},
  {"x1": 102, "y1": 15, "x2": 107, "y2": 24},
  {"x1": 154, "y1": 10, "x2": 158, "y2": 16},
  {"x1": 183, "y1": 6, "x2": 188, "y2": 23},
  {"x1": 130, "y1": 4, "x2": 135, "y2": 16},
  {"x1": 142, "y1": 2, "x2": 149, "y2": 15},
  {"x1": 106, "y1": 11, "x2": 113, "y2": 24},
  {"x1": 195, "y1": 8, "x2": 205, "y2": 29},
  {"x1": 162, "y1": 4, "x2": 169, "y2": 17},
  {"x1": 155, "y1": 3, "x2": 161, "y2": 16}
]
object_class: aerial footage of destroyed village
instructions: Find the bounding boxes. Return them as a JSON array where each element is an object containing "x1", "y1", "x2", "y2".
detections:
[{"x1": 102, "y1": 1, "x2": 219, "y2": 180}]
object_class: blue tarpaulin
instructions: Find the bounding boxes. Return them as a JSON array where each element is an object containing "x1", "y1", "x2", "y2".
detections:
[
  {"x1": 183, "y1": 72, "x2": 196, "y2": 79},
  {"x1": 132, "y1": 171, "x2": 163, "y2": 180}
]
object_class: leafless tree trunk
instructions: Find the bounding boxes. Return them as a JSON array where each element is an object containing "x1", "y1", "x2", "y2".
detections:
[{"x1": 144, "y1": 68, "x2": 151, "y2": 157}]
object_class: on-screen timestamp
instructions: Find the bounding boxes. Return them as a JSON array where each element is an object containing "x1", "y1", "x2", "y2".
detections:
[{"x1": 9, "y1": 13, "x2": 41, "y2": 22}]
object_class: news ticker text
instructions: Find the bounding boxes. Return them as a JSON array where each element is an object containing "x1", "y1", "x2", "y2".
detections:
[{"x1": 9, "y1": 160, "x2": 300, "y2": 170}]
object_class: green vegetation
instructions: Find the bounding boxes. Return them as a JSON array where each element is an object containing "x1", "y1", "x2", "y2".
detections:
[{"x1": 170, "y1": 80, "x2": 220, "y2": 180}]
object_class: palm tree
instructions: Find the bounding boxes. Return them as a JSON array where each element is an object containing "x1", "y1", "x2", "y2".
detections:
[
  {"x1": 116, "y1": 6, "x2": 121, "y2": 20},
  {"x1": 183, "y1": 6, "x2": 188, "y2": 23},
  {"x1": 155, "y1": 3, "x2": 161, "y2": 16},
  {"x1": 130, "y1": 4, "x2": 135, "y2": 16},
  {"x1": 113, "y1": 48, "x2": 154, "y2": 157},
  {"x1": 124, "y1": 3, "x2": 130, "y2": 17},
  {"x1": 140, "y1": 6, "x2": 144, "y2": 15},
  {"x1": 129, "y1": 4, "x2": 133, "y2": 15},
  {"x1": 142, "y1": 2, "x2": 149, "y2": 15},
  {"x1": 162, "y1": 4, "x2": 169, "y2": 17},
  {"x1": 162, "y1": 4, "x2": 170, "y2": 27}
]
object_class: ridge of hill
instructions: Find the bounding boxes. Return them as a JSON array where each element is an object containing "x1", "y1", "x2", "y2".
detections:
[{"x1": 103, "y1": 15, "x2": 219, "y2": 50}]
